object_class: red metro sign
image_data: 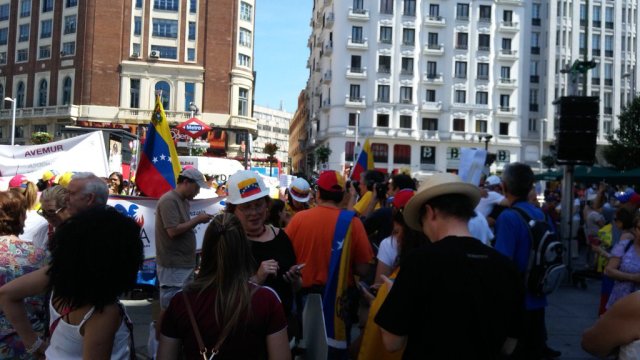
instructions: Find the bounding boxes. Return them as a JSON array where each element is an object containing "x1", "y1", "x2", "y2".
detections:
[{"x1": 176, "y1": 117, "x2": 211, "y2": 139}]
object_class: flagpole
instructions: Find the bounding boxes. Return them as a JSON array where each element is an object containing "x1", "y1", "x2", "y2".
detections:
[{"x1": 353, "y1": 110, "x2": 360, "y2": 164}]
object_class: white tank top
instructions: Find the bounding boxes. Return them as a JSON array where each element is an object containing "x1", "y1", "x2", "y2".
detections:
[{"x1": 45, "y1": 296, "x2": 132, "y2": 359}]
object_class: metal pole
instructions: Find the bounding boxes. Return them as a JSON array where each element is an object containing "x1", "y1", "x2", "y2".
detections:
[
  {"x1": 10, "y1": 99, "x2": 15, "y2": 146},
  {"x1": 353, "y1": 110, "x2": 360, "y2": 164},
  {"x1": 561, "y1": 165, "x2": 575, "y2": 276},
  {"x1": 583, "y1": 0, "x2": 589, "y2": 95}
]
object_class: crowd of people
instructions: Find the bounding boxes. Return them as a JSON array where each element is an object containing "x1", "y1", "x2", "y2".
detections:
[{"x1": 1, "y1": 163, "x2": 640, "y2": 359}]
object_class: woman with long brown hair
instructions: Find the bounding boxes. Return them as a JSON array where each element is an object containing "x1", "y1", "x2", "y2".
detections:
[{"x1": 158, "y1": 213, "x2": 290, "y2": 359}]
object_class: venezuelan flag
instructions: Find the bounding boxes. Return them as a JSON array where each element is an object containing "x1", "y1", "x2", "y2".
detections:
[
  {"x1": 350, "y1": 138, "x2": 373, "y2": 182},
  {"x1": 136, "y1": 95, "x2": 182, "y2": 198}
]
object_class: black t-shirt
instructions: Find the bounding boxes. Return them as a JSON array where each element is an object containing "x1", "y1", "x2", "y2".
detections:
[
  {"x1": 375, "y1": 236, "x2": 524, "y2": 359},
  {"x1": 250, "y1": 227, "x2": 297, "y2": 315}
]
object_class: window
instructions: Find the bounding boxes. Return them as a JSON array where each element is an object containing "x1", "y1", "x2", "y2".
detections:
[
  {"x1": 130, "y1": 79, "x2": 140, "y2": 108},
  {"x1": 528, "y1": 118, "x2": 537, "y2": 132},
  {"x1": 64, "y1": 15, "x2": 76, "y2": 34},
  {"x1": 403, "y1": 0, "x2": 416, "y2": 16},
  {"x1": 593, "y1": 5, "x2": 601, "y2": 27},
  {"x1": 372, "y1": 143, "x2": 388, "y2": 162},
  {"x1": 38, "y1": 79, "x2": 47, "y2": 107},
  {"x1": 425, "y1": 89, "x2": 436, "y2": 102},
  {"x1": 394, "y1": 144, "x2": 411, "y2": 164},
  {"x1": 239, "y1": 28, "x2": 252, "y2": 47},
  {"x1": 605, "y1": 7, "x2": 614, "y2": 29},
  {"x1": 134, "y1": 17, "x2": 142, "y2": 36},
  {"x1": 0, "y1": 28, "x2": 7, "y2": 45},
  {"x1": 401, "y1": 57, "x2": 413, "y2": 75},
  {"x1": 20, "y1": 0, "x2": 31, "y2": 17},
  {"x1": 238, "y1": 54, "x2": 251, "y2": 67},
  {"x1": 400, "y1": 86, "x2": 412, "y2": 103},
  {"x1": 348, "y1": 113, "x2": 357, "y2": 126},
  {"x1": 502, "y1": 38, "x2": 512, "y2": 51},
  {"x1": 454, "y1": 90, "x2": 466, "y2": 103},
  {"x1": 477, "y1": 63, "x2": 489, "y2": 80},
  {"x1": 532, "y1": 3, "x2": 541, "y2": 25},
  {"x1": 427, "y1": 32, "x2": 439, "y2": 47},
  {"x1": 500, "y1": 66, "x2": 511, "y2": 80},
  {"x1": 155, "y1": 81, "x2": 170, "y2": 109},
  {"x1": 378, "y1": 55, "x2": 391, "y2": 73},
  {"x1": 478, "y1": 34, "x2": 490, "y2": 51},
  {"x1": 188, "y1": 21, "x2": 196, "y2": 40},
  {"x1": 151, "y1": 45, "x2": 177, "y2": 59},
  {"x1": 351, "y1": 26, "x2": 363, "y2": 43},
  {"x1": 0, "y1": 52, "x2": 6, "y2": 64},
  {"x1": 399, "y1": 116, "x2": 412, "y2": 129},
  {"x1": 456, "y1": 32, "x2": 468, "y2": 49},
  {"x1": 349, "y1": 84, "x2": 361, "y2": 101},
  {"x1": 420, "y1": 146, "x2": 436, "y2": 164},
  {"x1": 402, "y1": 28, "x2": 414, "y2": 45},
  {"x1": 345, "y1": 141, "x2": 355, "y2": 161},
  {"x1": 240, "y1": 2, "x2": 252, "y2": 21},
  {"x1": 454, "y1": 61, "x2": 467, "y2": 78},
  {"x1": 456, "y1": 3, "x2": 469, "y2": 20},
  {"x1": 19, "y1": 24, "x2": 29, "y2": 42},
  {"x1": 422, "y1": 118, "x2": 438, "y2": 131},
  {"x1": 154, "y1": 0, "x2": 178, "y2": 11},
  {"x1": 531, "y1": 32, "x2": 540, "y2": 54},
  {"x1": 187, "y1": 48, "x2": 195, "y2": 61},
  {"x1": 475, "y1": 120, "x2": 487, "y2": 133},
  {"x1": 189, "y1": 0, "x2": 196, "y2": 13},
  {"x1": 499, "y1": 123, "x2": 509, "y2": 135},
  {"x1": 503, "y1": 10, "x2": 513, "y2": 23},
  {"x1": 453, "y1": 118, "x2": 465, "y2": 131},
  {"x1": 16, "y1": 82, "x2": 25, "y2": 108},
  {"x1": 476, "y1": 91, "x2": 488, "y2": 105},
  {"x1": 17, "y1": 49, "x2": 28, "y2": 62},
  {"x1": 479, "y1": 5, "x2": 491, "y2": 21},
  {"x1": 379, "y1": 26, "x2": 392, "y2": 43},
  {"x1": 184, "y1": 82, "x2": 195, "y2": 111},
  {"x1": 605, "y1": 35, "x2": 613, "y2": 57},
  {"x1": 41, "y1": 19, "x2": 52, "y2": 38},
  {"x1": 353, "y1": 0, "x2": 364, "y2": 11},
  {"x1": 66, "y1": 0, "x2": 77, "y2": 7},
  {"x1": 500, "y1": 94, "x2": 510, "y2": 109},
  {"x1": 0, "y1": 4, "x2": 9, "y2": 21},
  {"x1": 426, "y1": 61, "x2": 438, "y2": 78},
  {"x1": 33, "y1": 124, "x2": 47, "y2": 133},
  {"x1": 376, "y1": 114, "x2": 389, "y2": 128},
  {"x1": 42, "y1": 0, "x2": 53, "y2": 12},
  {"x1": 39, "y1": 45, "x2": 50, "y2": 59},
  {"x1": 132, "y1": 43, "x2": 140, "y2": 56},
  {"x1": 380, "y1": 0, "x2": 393, "y2": 14},
  {"x1": 604, "y1": 63, "x2": 613, "y2": 85},
  {"x1": 62, "y1": 41, "x2": 75, "y2": 56},
  {"x1": 153, "y1": 18, "x2": 178, "y2": 38},
  {"x1": 377, "y1": 85, "x2": 390, "y2": 102},
  {"x1": 136, "y1": 0, "x2": 142, "y2": 9},
  {"x1": 238, "y1": 88, "x2": 248, "y2": 116}
]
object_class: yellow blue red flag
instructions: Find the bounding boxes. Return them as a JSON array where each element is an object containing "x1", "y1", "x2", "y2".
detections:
[
  {"x1": 136, "y1": 95, "x2": 181, "y2": 198},
  {"x1": 351, "y1": 138, "x2": 373, "y2": 182}
]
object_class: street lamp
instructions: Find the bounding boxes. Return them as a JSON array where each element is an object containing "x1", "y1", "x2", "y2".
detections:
[
  {"x1": 4, "y1": 97, "x2": 16, "y2": 146},
  {"x1": 353, "y1": 110, "x2": 360, "y2": 164},
  {"x1": 479, "y1": 134, "x2": 492, "y2": 150},
  {"x1": 539, "y1": 118, "x2": 548, "y2": 174}
]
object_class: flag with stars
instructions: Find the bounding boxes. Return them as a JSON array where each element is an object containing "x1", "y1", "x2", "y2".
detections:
[{"x1": 136, "y1": 95, "x2": 182, "y2": 198}]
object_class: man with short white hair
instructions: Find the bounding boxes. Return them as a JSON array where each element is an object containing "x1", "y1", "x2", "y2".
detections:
[{"x1": 66, "y1": 172, "x2": 109, "y2": 216}]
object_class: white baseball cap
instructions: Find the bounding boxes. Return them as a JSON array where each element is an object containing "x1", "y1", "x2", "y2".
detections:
[
  {"x1": 289, "y1": 178, "x2": 311, "y2": 203},
  {"x1": 485, "y1": 175, "x2": 502, "y2": 187},
  {"x1": 226, "y1": 170, "x2": 270, "y2": 205}
]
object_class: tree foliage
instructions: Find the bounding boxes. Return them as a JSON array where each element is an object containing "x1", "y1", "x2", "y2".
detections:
[
  {"x1": 315, "y1": 145, "x2": 332, "y2": 165},
  {"x1": 541, "y1": 155, "x2": 556, "y2": 170},
  {"x1": 263, "y1": 143, "x2": 279, "y2": 176},
  {"x1": 31, "y1": 132, "x2": 53, "y2": 144},
  {"x1": 603, "y1": 97, "x2": 640, "y2": 170}
]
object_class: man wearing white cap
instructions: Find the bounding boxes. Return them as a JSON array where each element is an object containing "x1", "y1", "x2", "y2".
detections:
[
  {"x1": 286, "y1": 177, "x2": 311, "y2": 219},
  {"x1": 375, "y1": 173, "x2": 524, "y2": 359}
]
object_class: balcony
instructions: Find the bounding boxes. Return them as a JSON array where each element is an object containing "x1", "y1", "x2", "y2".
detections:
[
  {"x1": 423, "y1": 43, "x2": 444, "y2": 56},
  {"x1": 325, "y1": 13, "x2": 334, "y2": 28},
  {"x1": 0, "y1": 105, "x2": 79, "y2": 122},
  {"x1": 324, "y1": 41, "x2": 333, "y2": 55},
  {"x1": 496, "y1": 0, "x2": 523, "y2": 4},
  {"x1": 497, "y1": 49, "x2": 518, "y2": 60},
  {"x1": 529, "y1": 103, "x2": 539, "y2": 112},
  {"x1": 228, "y1": 115, "x2": 258, "y2": 132},
  {"x1": 531, "y1": 46, "x2": 540, "y2": 55},
  {"x1": 423, "y1": 15, "x2": 446, "y2": 27},
  {"x1": 499, "y1": 20, "x2": 519, "y2": 32},
  {"x1": 496, "y1": 78, "x2": 517, "y2": 89},
  {"x1": 321, "y1": 99, "x2": 331, "y2": 111},
  {"x1": 378, "y1": 66, "x2": 391, "y2": 74},
  {"x1": 496, "y1": 107, "x2": 517, "y2": 118},
  {"x1": 455, "y1": 44, "x2": 469, "y2": 50},
  {"x1": 345, "y1": 95, "x2": 366, "y2": 108},
  {"x1": 346, "y1": 67, "x2": 367, "y2": 79},
  {"x1": 347, "y1": 37, "x2": 368, "y2": 50},
  {"x1": 348, "y1": 7, "x2": 369, "y2": 21},
  {"x1": 530, "y1": 75, "x2": 539, "y2": 83},
  {"x1": 532, "y1": 18, "x2": 541, "y2": 26},
  {"x1": 422, "y1": 72, "x2": 444, "y2": 85},
  {"x1": 322, "y1": 70, "x2": 332, "y2": 84},
  {"x1": 478, "y1": 17, "x2": 492, "y2": 24},
  {"x1": 477, "y1": 46, "x2": 491, "y2": 55},
  {"x1": 420, "y1": 101, "x2": 443, "y2": 113}
]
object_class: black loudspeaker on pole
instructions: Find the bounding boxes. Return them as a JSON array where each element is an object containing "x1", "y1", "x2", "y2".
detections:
[{"x1": 553, "y1": 96, "x2": 599, "y2": 166}]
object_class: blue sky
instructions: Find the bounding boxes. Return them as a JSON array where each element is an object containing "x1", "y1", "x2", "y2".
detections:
[{"x1": 254, "y1": 1, "x2": 312, "y2": 113}]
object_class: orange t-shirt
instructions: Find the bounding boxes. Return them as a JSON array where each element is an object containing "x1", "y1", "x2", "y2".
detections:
[{"x1": 285, "y1": 205, "x2": 374, "y2": 288}]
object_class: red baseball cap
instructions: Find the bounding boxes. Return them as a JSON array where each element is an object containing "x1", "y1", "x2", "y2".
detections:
[
  {"x1": 316, "y1": 171, "x2": 345, "y2": 192},
  {"x1": 392, "y1": 189, "x2": 415, "y2": 209},
  {"x1": 9, "y1": 174, "x2": 28, "y2": 188}
]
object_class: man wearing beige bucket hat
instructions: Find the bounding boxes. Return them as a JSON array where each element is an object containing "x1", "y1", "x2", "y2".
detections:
[{"x1": 374, "y1": 172, "x2": 524, "y2": 359}]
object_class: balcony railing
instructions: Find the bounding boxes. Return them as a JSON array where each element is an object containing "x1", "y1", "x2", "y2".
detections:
[{"x1": 530, "y1": 75, "x2": 540, "y2": 83}]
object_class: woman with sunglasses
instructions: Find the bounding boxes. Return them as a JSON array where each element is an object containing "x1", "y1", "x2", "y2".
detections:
[
  {"x1": 0, "y1": 190, "x2": 48, "y2": 359},
  {"x1": 38, "y1": 186, "x2": 72, "y2": 248},
  {"x1": 604, "y1": 210, "x2": 640, "y2": 310},
  {"x1": 225, "y1": 171, "x2": 300, "y2": 320}
]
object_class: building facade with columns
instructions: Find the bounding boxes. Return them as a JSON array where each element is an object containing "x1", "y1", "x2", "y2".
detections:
[{"x1": 0, "y1": 0, "x2": 257, "y2": 158}]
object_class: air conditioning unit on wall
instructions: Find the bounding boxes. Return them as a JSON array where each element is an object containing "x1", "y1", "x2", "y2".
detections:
[{"x1": 150, "y1": 50, "x2": 159, "y2": 58}]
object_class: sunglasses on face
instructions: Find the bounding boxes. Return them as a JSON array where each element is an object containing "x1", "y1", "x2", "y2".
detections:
[{"x1": 37, "y1": 207, "x2": 65, "y2": 219}]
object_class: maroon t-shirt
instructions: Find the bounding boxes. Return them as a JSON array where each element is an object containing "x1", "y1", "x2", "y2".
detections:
[{"x1": 161, "y1": 284, "x2": 287, "y2": 359}]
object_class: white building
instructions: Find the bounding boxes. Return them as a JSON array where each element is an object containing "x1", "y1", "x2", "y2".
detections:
[
  {"x1": 304, "y1": 0, "x2": 640, "y2": 175},
  {"x1": 253, "y1": 105, "x2": 292, "y2": 170}
]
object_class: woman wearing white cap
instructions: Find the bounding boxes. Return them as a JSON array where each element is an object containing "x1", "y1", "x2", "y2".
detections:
[
  {"x1": 225, "y1": 170, "x2": 301, "y2": 320},
  {"x1": 285, "y1": 178, "x2": 311, "y2": 222}
]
